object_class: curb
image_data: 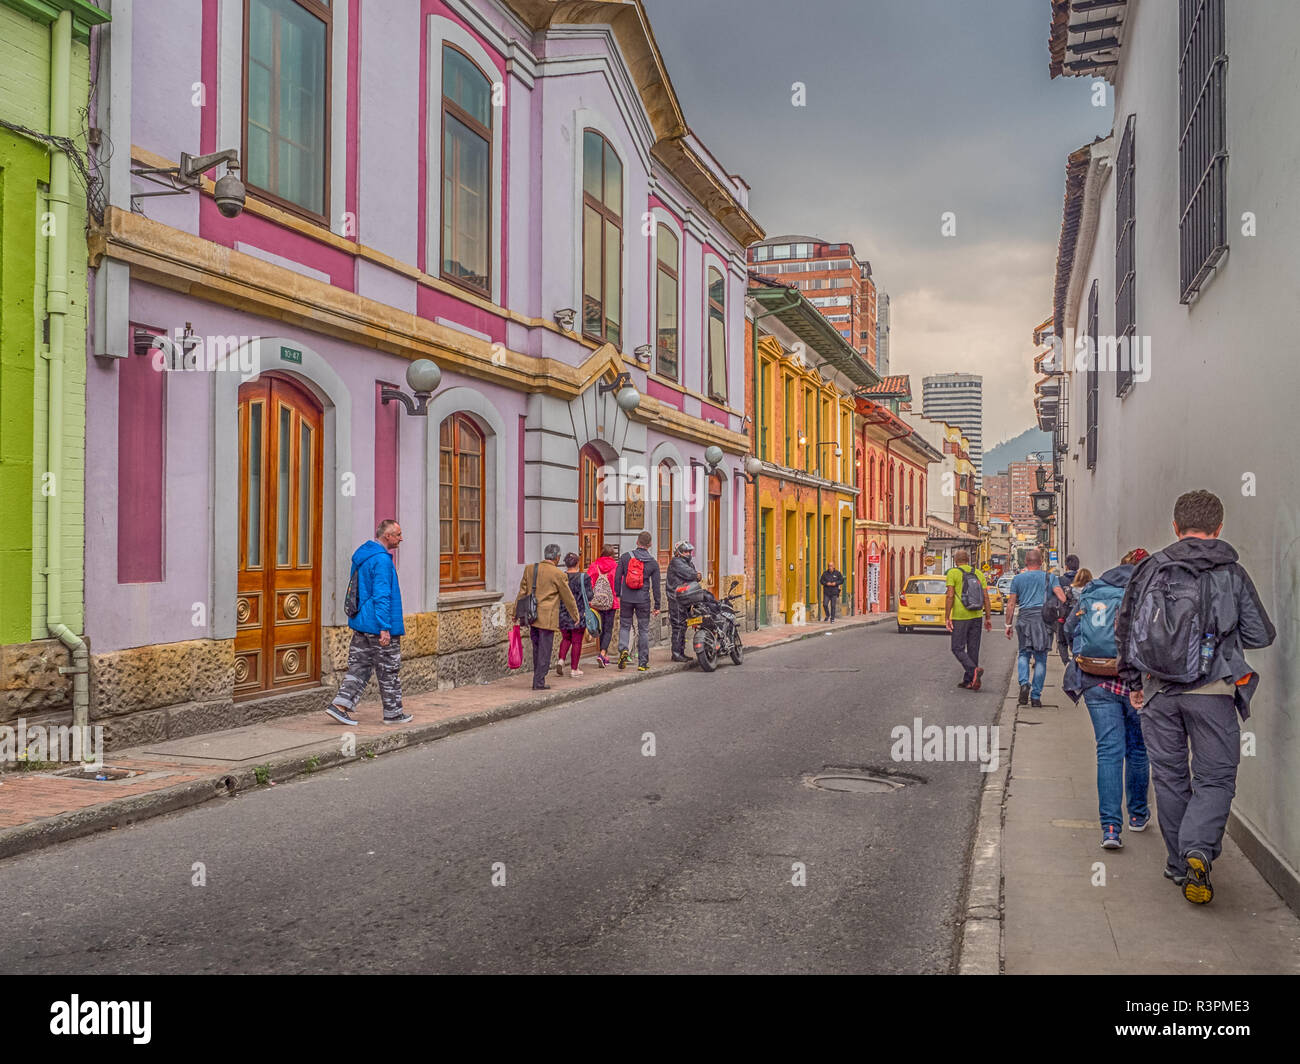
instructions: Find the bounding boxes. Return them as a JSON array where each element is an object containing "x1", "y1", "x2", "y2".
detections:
[
  {"x1": 956, "y1": 668, "x2": 1018, "y2": 975},
  {"x1": 0, "y1": 613, "x2": 894, "y2": 862}
]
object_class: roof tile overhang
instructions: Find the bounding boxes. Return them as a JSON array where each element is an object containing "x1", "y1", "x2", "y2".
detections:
[
  {"x1": 854, "y1": 398, "x2": 944, "y2": 465},
  {"x1": 861, "y1": 374, "x2": 911, "y2": 402},
  {"x1": 927, "y1": 516, "x2": 978, "y2": 543},
  {"x1": 1048, "y1": 0, "x2": 1129, "y2": 82},
  {"x1": 503, "y1": 0, "x2": 764, "y2": 247},
  {"x1": 1052, "y1": 142, "x2": 1097, "y2": 336},
  {"x1": 749, "y1": 284, "x2": 881, "y2": 389}
]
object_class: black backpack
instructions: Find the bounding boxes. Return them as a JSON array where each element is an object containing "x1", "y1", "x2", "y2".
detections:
[
  {"x1": 1126, "y1": 558, "x2": 1216, "y2": 683},
  {"x1": 1041, "y1": 572, "x2": 1064, "y2": 623},
  {"x1": 344, "y1": 561, "x2": 361, "y2": 618},
  {"x1": 956, "y1": 566, "x2": 984, "y2": 611}
]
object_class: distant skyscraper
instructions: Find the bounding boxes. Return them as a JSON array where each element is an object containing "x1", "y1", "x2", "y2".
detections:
[
  {"x1": 876, "y1": 291, "x2": 890, "y2": 375},
  {"x1": 922, "y1": 373, "x2": 983, "y2": 483}
]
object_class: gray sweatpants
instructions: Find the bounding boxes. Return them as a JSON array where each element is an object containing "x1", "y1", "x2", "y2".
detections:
[{"x1": 1139, "y1": 691, "x2": 1239, "y2": 872}]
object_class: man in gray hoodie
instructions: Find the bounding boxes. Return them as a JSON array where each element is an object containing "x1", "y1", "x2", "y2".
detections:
[{"x1": 1116, "y1": 490, "x2": 1275, "y2": 905}]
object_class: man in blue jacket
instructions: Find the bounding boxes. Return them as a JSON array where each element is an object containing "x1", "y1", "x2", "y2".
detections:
[{"x1": 327, "y1": 520, "x2": 412, "y2": 725}]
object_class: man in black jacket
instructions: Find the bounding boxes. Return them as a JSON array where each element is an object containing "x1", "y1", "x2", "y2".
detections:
[
  {"x1": 819, "y1": 564, "x2": 846, "y2": 621},
  {"x1": 615, "y1": 530, "x2": 662, "y2": 671},
  {"x1": 1116, "y1": 490, "x2": 1275, "y2": 905},
  {"x1": 665, "y1": 540, "x2": 702, "y2": 662}
]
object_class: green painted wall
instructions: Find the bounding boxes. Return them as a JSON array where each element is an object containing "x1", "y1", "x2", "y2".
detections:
[{"x1": 0, "y1": 3, "x2": 91, "y2": 643}]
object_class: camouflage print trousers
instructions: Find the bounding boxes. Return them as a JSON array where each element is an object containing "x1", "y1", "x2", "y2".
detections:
[{"x1": 332, "y1": 631, "x2": 404, "y2": 718}]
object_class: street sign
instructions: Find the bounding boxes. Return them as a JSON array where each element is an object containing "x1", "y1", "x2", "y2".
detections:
[{"x1": 1049, "y1": 550, "x2": 1059, "y2": 566}]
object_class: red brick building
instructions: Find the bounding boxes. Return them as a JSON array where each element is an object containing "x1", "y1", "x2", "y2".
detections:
[
  {"x1": 985, "y1": 472, "x2": 1011, "y2": 515},
  {"x1": 1007, "y1": 460, "x2": 1053, "y2": 538},
  {"x1": 748, "y1": 236, "x2": 879, "y2": 370}
]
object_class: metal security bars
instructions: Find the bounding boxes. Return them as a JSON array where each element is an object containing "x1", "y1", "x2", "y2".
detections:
[
  {"x1": 1115, "y1": 114, "x2": 1136, "y2": 396},
  {"x1": 1086, "y1": 281, "x2": 1099, "y2": 471},
  {"x1": 1178, "y1": 0, "x2": 1228, "y2": 302}
]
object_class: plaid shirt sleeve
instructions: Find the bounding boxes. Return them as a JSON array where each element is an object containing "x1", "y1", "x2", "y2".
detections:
[{"x1": 1097, "y1": 677, "x2": 1133, "y2": 698}]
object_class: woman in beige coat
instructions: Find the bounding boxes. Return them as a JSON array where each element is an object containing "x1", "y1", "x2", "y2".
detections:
[{"x1": 514, "y1": 543, "x2": 579, "y2": 690}]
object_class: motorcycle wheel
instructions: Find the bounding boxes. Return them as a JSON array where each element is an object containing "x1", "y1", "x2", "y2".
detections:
[
  {"x1": 695, "y1": 633, "x2": 718, "y2": 673},
  {"x1": 729, "y1": 628, "x2": 744, "y2": 665}
]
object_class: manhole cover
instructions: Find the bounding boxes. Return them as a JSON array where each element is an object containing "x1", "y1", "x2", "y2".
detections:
[{"x1": 808, "y1": 772, "x2": 909, "y2": 794}]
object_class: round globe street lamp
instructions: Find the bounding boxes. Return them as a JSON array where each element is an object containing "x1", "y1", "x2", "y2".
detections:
[
  {"x1": 381, "y1": 357, "x2": 443, "y2": 416},
  {"x1": 597, "y1": 370, "x2": 641, "y2": 413},
  {"x1": 704, "y1": 445, "x2": 724, "y2": 471}
]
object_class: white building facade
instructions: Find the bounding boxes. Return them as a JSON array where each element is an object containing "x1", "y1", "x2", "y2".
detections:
[{"x1": 1046, "y1": 0, "x2": 1300, "y2": 908}]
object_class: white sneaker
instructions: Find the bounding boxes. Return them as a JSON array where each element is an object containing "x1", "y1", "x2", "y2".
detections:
[{"x1": 570, "y1": 668, "x2": 584, "y2": 677}]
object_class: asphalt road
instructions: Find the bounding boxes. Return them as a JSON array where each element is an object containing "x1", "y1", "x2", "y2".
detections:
[{"x1": 0, "y1": 621, "x2": 1013, "y2": 974}]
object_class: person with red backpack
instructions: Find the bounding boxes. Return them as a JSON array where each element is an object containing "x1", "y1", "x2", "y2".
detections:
[
  {"x1": 614, "y1": 530, "x2": 662, "y2": 672},
  {"x1": 586, "y1": 543, "x2": 620, "y2": 667},
  {"x1": 1116, "y1": 491, "x2": 1276, "y2": 905}
]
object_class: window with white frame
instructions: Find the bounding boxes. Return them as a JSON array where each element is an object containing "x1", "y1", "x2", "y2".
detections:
[
  {"x1": 706, "y1": 266, "x2": 727, "y2": 402},
  {"x1": 656, "y1": 224, "x2": 679, "y2": 381},
  {"x1": 581, "y1": 130, "x2": 623, "y2": 346},
  {"x1": 441, "y1": 44, "x2": 492, "y2": 297}
]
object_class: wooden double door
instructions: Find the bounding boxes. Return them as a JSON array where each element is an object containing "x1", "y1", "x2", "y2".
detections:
[{"x1": 235, "y1": 375, "x2": 323, "y2": 698}]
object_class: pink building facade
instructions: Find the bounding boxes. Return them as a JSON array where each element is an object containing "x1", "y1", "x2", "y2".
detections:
[{"x1": 86, "y1": 0, "x2": 762, "y2": 743}]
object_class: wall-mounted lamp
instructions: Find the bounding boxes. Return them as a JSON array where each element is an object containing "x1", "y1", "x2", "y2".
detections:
[
  {"x1": 554, "y1": 308, "x2": 577, "y2": 331},
  {"x1": 633, "y1": 344, "x2": 652, "y2": 366},
  {"x1": 597, "y1": 371, "x2": 641, "y2": 412},
  {"x1": 737, "y1": 455, "x2": 763, "y2": 483},
  {"x1": 798, "y1": 433, "x2": 808, "y2": 446},
  {"x1": 740, "y1": 414, "x2": 752, "y2": 430},
  {"x1": 381, "y1": 358, "x2": 442, "y2": 416},
  {"x1": 690, "y1": 445, "x2": 726, "y2": 476},
  {"x1": 131, "y1": 148, "x2": 246, "y2": 217}
]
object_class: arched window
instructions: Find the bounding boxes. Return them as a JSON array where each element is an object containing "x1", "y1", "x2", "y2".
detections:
[
  {"x1": 856, "y1": 450, "x2": 865, "y2": 517},
  {"x1": 868, "y1": 453, "x2": 875, "y2": 520},
  {"x1": 439, "y1": 413, "x2": 485, "y2": 588},
  {"x1": 919, "y1": 476, "x2": 925, "y2": 524},
  {"x1": 887, "y1": 461, "x2": 895, "y2": 523},
  {"x1": 441, "y1": 44, "x2": 493, "y2": 296},
  {"x1": 657, "y1": 461, "x2": 675, "y2": 571},
  {"x1": 908, "y1": 470, "x2": 915, "y2": 527},
  {"x1": 582, "y1": 130, "x2": 622, "y2": 345},
  {"x1": 706, "y1": 266, "x2": 728, "y2": 401},
  {"x1": 656, "y1": 226, "x2": 679, "y2": 381}
]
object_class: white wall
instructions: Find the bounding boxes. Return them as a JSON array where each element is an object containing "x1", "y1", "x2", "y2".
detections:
[{"x1": 1059, "y1": 0, "x2": 1300, "y2": 890}]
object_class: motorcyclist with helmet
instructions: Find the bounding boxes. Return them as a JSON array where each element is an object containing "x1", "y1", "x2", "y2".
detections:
[{"x1": 666, "y1": 540, "x2": 703, "y2": 663}]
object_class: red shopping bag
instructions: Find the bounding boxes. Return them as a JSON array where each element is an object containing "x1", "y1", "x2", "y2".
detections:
[{"x1": 507, "y1": 624, "x2": 524, "y2": 670}]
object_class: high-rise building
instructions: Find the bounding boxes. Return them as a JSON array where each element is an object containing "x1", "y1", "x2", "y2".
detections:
[
  {"x1": 922, "y1": 373, "x2": 983, "y2": 484},
  {"x1": 747, "y1": 236, "x2": 878, "y2": 369},
  {"x1": 984, "y1": 472, "x2": 1011, "y2": 515},
  {"x1": 876, "y1": 291, "x2": 890, "y2": 375}
]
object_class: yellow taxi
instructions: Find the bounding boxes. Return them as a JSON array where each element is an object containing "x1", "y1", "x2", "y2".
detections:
[
  {"x1": 896, "y1": 575, "x2": 952, "y2": 633},
  {"x1": 986, "y1": 584, "x2": 1004, "y2": 614}
]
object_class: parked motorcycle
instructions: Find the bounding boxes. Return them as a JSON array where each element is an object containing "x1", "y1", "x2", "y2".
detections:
[{"x1": 677, "y1": 578, "x2": 744, "y2": 672}]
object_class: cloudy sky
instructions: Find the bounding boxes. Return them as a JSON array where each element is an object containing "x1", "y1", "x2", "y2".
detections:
[{"x1": 645, "y1": 0, "x2": 1113, "y2": 448}]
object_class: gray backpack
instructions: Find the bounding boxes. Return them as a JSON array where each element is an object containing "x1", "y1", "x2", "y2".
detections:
[{"x1": 956, "y1": 565, "x2": 983, "y2": 611}]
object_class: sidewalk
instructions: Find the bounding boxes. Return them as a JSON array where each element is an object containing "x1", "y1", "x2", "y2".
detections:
[
  {"x1": 0, "y1": 611, "x2": 892, "y2": 861},
  {"x1": 996, "y1": 649, "x2": 1300, "y2": 973}
]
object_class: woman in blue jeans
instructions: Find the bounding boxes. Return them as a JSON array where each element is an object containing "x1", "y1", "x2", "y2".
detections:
[{"x1": 1063, "y1": 549, "x2": 1151, "y2": 850}]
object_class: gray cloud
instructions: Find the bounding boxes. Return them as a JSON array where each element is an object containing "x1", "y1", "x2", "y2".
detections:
[{"x1": 644, "y1": 0, "x2": 1113, "y2": 443}]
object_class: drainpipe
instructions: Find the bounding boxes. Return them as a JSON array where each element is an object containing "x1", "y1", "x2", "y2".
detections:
[{"x1": 43, "y1": 11, "x2": 90, "y2": 732}]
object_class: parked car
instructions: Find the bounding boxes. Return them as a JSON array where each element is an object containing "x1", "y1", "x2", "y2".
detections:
[{"x1": 896, "y1": 576, "x2": 950, "y2": 633}]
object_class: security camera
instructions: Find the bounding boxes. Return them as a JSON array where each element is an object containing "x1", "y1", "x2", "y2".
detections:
[{"x1": 214, "y1": 171, "x2": 246, "y2": 218}]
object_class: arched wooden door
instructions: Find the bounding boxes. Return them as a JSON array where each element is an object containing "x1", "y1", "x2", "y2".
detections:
[
  {"x1": 578, "y1": 444, "x2": 605, "y2": 570},
  {"x1": 707, "y1": 473, "x2": 722, "y2": 591},
  {"x1": 236, "y1": 375, "x2": 322, "y2": 698}
]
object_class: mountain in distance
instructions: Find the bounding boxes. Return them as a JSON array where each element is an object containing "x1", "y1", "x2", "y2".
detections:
[{"x1": 983, "y1": 427, "x2": 1053, "y2": 476}]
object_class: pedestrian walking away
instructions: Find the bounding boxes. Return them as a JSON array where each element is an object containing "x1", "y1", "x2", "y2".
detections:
[
  {"x1": 820, "y1": 563, "x2": 846, "y2": 621},
  {"x1": 515, "y1": 543, "x2": 580, "y2": 691},
  {"x1": 556, "y1": 552, "x2": 594, "y2": 678},
  {"x1": 1005, "y1": 548, "x2": 1052, "y2": 707},
  {"x1": 1062, "y1": 554, "x2": 1148, "y2": 851},
  {"x1": 944, "y1": 549, "x2": 991, "y2": 690},
  {"x1": 586, "y1": 543, "x2": 620, "y2": 667},
  {"x1": 615, "y1": 530, "x2": 662, "y2": 671},
  {"x1": 1052, "y1": 554, "x2": 1081, "y2": 664},
  {"x1": 665, "y1": 540, "x2": 702, "y2": 662},
  {"x1": 1117, "y1": 490, "x2": 1276, "y2": 904},
  {"x1": 328, "y1": 520, "x2": 411, "y2": 725}
]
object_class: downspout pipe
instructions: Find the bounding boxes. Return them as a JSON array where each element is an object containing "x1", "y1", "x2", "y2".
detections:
[{"x1": 44, "y1": 10, "x2": 90, "y2": 733}]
